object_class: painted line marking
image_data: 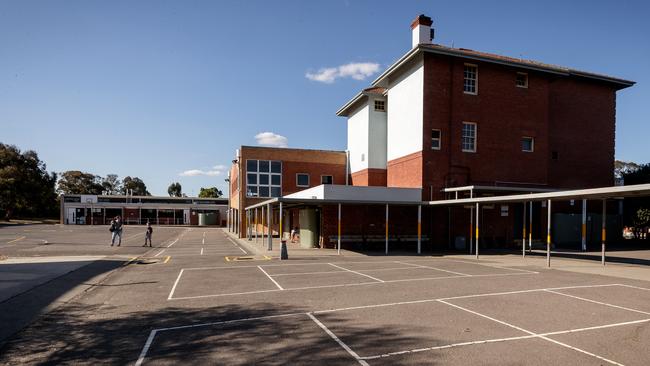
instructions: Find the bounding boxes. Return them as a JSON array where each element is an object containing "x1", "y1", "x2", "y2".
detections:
[
  {"x1": 394, "y1": 260, "x2": 472, "y2": 276},
  {"x1": 328, "y1": 263, "x2": 385, "y2": 283},
  {"x1": 307, "y1": 313, "x2": 369, "y2": 366},
  {"x1": 227, "y1": 237, "x2": 248, "y2": 254},
  {"x1": 545, "y1": 289, "x2": 650, "y2": 316},
  {"x1": 167, "y1": 269, "x2": 184, "y2": 300},
  {"x1": 163, "y1": 256, "x2": 171, "y2": 264},
  {"x1": 437, "y1": 299, "x2": 624, "y2": 365},
  {"x1": 153, "y1": 249, "x2": 166, "y2": 257},
  {"x1": 436, "y1": 258, "x2": 540, "y2": 274},
  {"x1": 270, "y1": 270, "x2": 349, "y2": 277},
  {"x1": 200, "y1": 248, "x2": 204, "y2": 256},
  {"x1": 143, "y1": 283, "x2": 639, "y2": 365},
  {"x1": 166, "y1": 239, "x2": 179, "y2": 248},
  {"x1": 258, "y1": 265, "x2": 284, "y2": 290},
  {"x1": 7, "y1": 236, "x2": 26, "y2": 244},
  {"x1": 202, "y1": 238, "x2": 205, "y2": 245},
  {"x1": 361, "y1": 317, "x2": 650, "y2": 360},
  {"x1": 167, "y1": 272, "x2": 535, "y2": 300}
]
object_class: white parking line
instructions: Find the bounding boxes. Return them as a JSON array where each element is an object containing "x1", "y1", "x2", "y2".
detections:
[
  {"x1": 437, "y1": 299, "x2": 624, "y2": 365},
  {"x1": 153, "y1": 249, "x2": 166, "y2": 257},
  {"x1": 200, "y1": 248, "x2": 204, "y2": 255},
  {"x1": 227, "y1": 237, "x2": 248, "y2": 254},
  {"x1": 307, "y1": 313, "x2": 369, "y2": 366},
  {"x1": 394, "y1": 260, "x2": 472, "y2": 276},
  {"x1": 144, "y1": 283, "x2": 638, "y2": 365},
  {"x1": 167, "y1": 269, "x2": 185, "y2": 300},
  {"x1": 545, "y1": 289, "x2": 650, "y2": 316},
  {"x1": 167, "y1": 272, "x2": 535, "y2": 300},
  {"x1": 328, "y1": 263, "x2": 385, "y2": 283},
  {"x1": 258, "y1": 266, "x2": 284, "y2": 290}
]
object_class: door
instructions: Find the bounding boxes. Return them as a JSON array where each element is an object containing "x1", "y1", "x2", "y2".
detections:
[{"x1": 67, "y1": 208, "x2": 76, "y2": 225}]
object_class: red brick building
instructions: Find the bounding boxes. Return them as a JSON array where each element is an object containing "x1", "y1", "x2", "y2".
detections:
[{"x1": 229, "y1": 15, "x2": 634, "y2": 250}]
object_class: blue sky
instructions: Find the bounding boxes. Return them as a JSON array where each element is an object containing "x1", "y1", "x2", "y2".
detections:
[{"x1": 1, "y1": 0, "x2": 648, "y2": 196}]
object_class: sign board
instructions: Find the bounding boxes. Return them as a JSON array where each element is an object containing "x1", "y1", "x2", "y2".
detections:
[{"x1": 500, "y1": 205, "x2": 509, "y2": 217}]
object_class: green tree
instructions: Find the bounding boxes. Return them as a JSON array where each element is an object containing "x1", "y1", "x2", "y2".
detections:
[
  {"x1": 622, "y1": 163, "x2": 650, "y2": 231},
  {"x1": 615, "y1": 160, "x2": 640, "y2": 180},
  {"x1": 168, "y1": 182, "x2": 182, "y2": 197},
  {"x1": 198, "y1": 187, "x2": 223, "y2": 198},
  {"x1": 0, "y1": 143, "x2": 58, "y2": 219},
  {"x1": 101, "y1": 174, "x2": 121, "y2": 195},
  {"x1": 57, "y1": 171, "x2": 103, "y2": 195},
  {"x1": 622, "y1": 163, "x2": 650, "y2": 186},
  {"x1": 121, "y1": 176, "x2": 151, "y2": 196}
]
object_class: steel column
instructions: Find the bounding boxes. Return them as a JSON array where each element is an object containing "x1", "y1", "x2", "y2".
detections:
[
  {"x1": 267, "y1": 203, "x2": 272, "y2": 250},
  {"x1": 522, "y1": 201, "x2": 526, "y2": 257},
  {"x1": 528, "y1": 201, "x2": 533, "y2": 252},
  {"x1": 417, "y1": 205, "x2": 422, "y2": 254},
  {"x1": 475, "y1": 203, "x2": 480, "y2": 259},
  {"x1": 385, "y1": 204, "x2": 389, "y2": 255},
  {"x1": 581, "y1": 199, "x2": 587, "y2": 251},
  {"x1": 602, "y1": 199, "x2": 607, "y2": 266},
  {"x1": 279, "y1": 202, "x2": 283, "y2": 241},
  {"x1": 337, "y1": 203, "x2": 342, "y2": 255},
  {"x1": 547, "y1": 199, "x2": 552, "y2": 267}
]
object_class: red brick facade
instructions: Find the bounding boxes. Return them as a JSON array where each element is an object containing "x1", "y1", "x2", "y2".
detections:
[{"x1": 351, "y1": 168, "x2": 387, "y2": 186}]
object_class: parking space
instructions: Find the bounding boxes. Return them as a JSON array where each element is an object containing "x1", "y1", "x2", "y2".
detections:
[{"x1": 3, "y1": 226, "x2": 650, "y2": 365}]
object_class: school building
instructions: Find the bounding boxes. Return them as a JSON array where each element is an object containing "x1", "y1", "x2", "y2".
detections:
[
  {"x1": 227, "y1": 14, "x2": 636, "y2": 252},
  {"x1": 60, "y1": 194, "x2": 228, "y2": 226}
]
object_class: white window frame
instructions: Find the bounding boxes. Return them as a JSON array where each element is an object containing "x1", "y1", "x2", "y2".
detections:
[
  {"x1": 431, "y1": 129, "x2": 441, "y2": 150},
  {"x1": 522, "y1": 136, "x2": 534, "y2": 152},
  {"x1": 516, "y1": 72, "x2": 528, "y2": 88},
  {"x1": 296, "y1": 173, "x2": 310, "y2": 187},
  {"x1": 463, "y1": 63, "x2": 478, "y2": 95},
  {"x1": 462, "y1": 122, "x2": 477, "y2": 153},
  {"x1": 245, "y1": 159, "x2": 282, "y2": 198},
  {"x1": 321, "y1": 175, "x2": 333, "y2": 185},
  {"x1": 374, "y1": 100, "x2": 386, "y2": 112}
]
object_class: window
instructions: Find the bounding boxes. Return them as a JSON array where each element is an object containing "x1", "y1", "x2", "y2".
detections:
[
  {"x1": 321, "y1": 175, "x2": 333, "y2": 185},
  {"x1": 431, "y1": 129, "x2": 441, "y2": 150},
  {"x1": 462, "y1": 122, "x2": 477, "y2": 152},
  {"x1": 522, "y1": 137, "x2": 534, "y2": 152},
  {"x1": 516, "y1": 72, "x2": 528, "y2": 88},
  {"x1": 246, "y1": 159, "x2": 282, "y2": 198},
  {"x1": 463, "y1": 64, "x2": 478, "y2": 94},
  {"x1": 296, "y1": 173, "x2": 310, "y2": 187},
  {"x1": 374, "y1": 100, "x2": 386, "y2": 112}
]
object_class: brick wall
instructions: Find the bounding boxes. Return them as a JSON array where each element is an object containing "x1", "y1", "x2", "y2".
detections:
[{"x1": 351, "y1": 168, "x2": 387, "y2": 186}]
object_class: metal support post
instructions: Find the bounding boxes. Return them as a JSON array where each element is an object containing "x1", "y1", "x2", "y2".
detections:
[
  {"x1": 581, "y1": 199, "x2": 587, "y2": 251},
  {"x1": 261, "y1": 206, "x2": 265, "y2": 244},
  {"x1": 279, "y1": 202, "x2": 283, "y2": 240},
  {"x1": 528, "y1": 201, "x2": 533, "y2": 252},
  {"x1": 417, "y1": 205, "x2": 422, "y2": 255},
  {"x1": 385, "y1": 204, "x2": 389, "y2": 255},
  {"x1": 522, "y1": 201, "x2": 526, "y2": 258},
  {"x1": 547, "y1": 199, "x2": 552, "y2": 267},
  {"x1": 469, "y1": 206, "x2": 473, "y2": 255},
  {"x1": 602, "y1": 199, "x2": 607, "y2": 266},
  {"x1": 337, "y1": 203, "x2": 342, "y2": 255},
  {"x1": 475, "y1": 203, "x2": 480, "y2": 259},
  {"x1": 267, "y1": 204, "x2": 272, "y2": 251},
  {"x1": 254, "y1": 208, "x2": 258, "y2": 243}
]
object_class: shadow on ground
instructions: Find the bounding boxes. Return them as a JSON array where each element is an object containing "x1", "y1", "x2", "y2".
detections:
[{"x1": 0, "y1": 301, "x2": 435, "y2": 365}]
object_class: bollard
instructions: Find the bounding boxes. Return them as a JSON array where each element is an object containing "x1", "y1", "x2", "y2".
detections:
[{"x1": 280, "y1": 240, "x2": 289, "y2": 260}]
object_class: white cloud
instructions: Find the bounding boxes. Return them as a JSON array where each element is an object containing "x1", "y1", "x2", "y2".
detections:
[
  {"x1": 179, "y1": 164, "x2": 226, "y2": 177},
  {"x1": 306, "y1": 62, "x2": 380, "y2": 84},
  {"x1": 255, "y1": 132, "x2": 288, "y2": 147}
]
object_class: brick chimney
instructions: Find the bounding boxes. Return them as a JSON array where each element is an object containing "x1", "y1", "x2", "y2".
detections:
[{"x1": 411, "y1": 14, "x2": 433, "y2": 48}]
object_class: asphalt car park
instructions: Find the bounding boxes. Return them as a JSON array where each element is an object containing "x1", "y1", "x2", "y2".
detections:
[{"x1": 1, "y1": 225, "x2": 650, "y2": 365}]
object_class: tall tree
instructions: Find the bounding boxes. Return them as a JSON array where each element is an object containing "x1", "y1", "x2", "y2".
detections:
[
  {"x1": 198, "y1": 187, "x2": 223, "y2": 198},
  {"x1": 121, "y1": 176, "x2": 151, "y2": 196},
  {"x1": 0, "y1": 143, "x2": 58, "y2": 219},
  {"x1": 101, "y1": 174, "x2": 122, "y2": 195},
  {"x1": 168, "y1": 182, "x2": 182, "y2": 197},
  {"x1": 57, "y1": 171, "x2": 103, "y2": 195},
  {"x1": 615, "y1": 160, "x2": 641, "y2": 180}
]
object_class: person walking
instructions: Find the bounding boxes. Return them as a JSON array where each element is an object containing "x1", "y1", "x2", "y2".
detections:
[
  {"x1": 143, "y1": 221, "x2": 153, "y2": 247},
  {"x1": 110, "y1": 216, "x2": 123, "y2": 246}
]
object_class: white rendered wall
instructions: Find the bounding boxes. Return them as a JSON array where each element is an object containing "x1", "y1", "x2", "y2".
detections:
[
  {"x1": 412, "y1": 25, "x2": 431, "y2": 48},
  {"x1": 285, "y1": 184, "x2": 422, "y2": 202},
  {"x1": 347, "y1": 104, "x2": 369, "y2": 173},
  {"x1": 368, "y1": 97, "x2": 387, "y2": 170},
  {"x1": 387, "y1": 60, "x2": 424, "y2": 162}
]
